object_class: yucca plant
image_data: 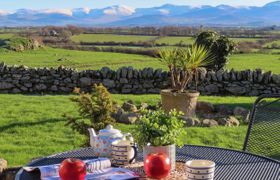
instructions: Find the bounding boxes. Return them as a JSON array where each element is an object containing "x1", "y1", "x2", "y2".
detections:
[{"x1": 159, "y1": 44, "x2": 214, "y2": 92}]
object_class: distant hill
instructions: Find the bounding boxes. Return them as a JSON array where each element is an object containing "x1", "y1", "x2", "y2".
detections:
[{"x1": 0, "y1": 1, "x2": 280, "y2": 27}]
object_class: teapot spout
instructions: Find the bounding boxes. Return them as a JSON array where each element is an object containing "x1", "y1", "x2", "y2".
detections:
[{"x1": 88, "y1": 128, "x2": 97, "y2": 147}]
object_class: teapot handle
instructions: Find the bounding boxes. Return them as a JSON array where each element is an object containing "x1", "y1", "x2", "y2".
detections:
[{"x1": 129, "y1": 144, "x2": 138, "y2": 164}]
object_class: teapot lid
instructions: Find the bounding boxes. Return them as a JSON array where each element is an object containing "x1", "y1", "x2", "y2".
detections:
[{"x1": 99, "y1": 125, "x2": 121, "y2": 136}]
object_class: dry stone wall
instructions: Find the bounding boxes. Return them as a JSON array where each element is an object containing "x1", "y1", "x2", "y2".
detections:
[{"x1": 0, "y1": 62, "x2": 280, "y2": 96}]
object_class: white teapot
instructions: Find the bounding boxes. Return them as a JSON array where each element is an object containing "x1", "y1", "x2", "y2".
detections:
[{"x1": 88, "y1": 125, "x2": 124, "y2": 157}]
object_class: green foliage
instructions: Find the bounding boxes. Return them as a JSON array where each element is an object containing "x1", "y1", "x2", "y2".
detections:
[
  {"x1": 133, "y1": 109, "x2": 186, "y2": 147},
  {"x1": 195, "y1": 31, "x2": 236, "y2": 70},
  {"x1": 4, "y1": 36, "x2": 40, "y2": 52},
  {"x1": 179, "y1": 44, "x2": 214, "y2": 71},
  {"x1": 158, "y1": 44, "x2": 214, "y2": 92},
  {"x1": 66, "y1": 84, "x2": 116, "y2": 143}
]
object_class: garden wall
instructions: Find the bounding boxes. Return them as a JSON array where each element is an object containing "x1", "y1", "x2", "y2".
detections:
[{"x1": 0, "y1": 62, "x2": 280, "y2": 96}]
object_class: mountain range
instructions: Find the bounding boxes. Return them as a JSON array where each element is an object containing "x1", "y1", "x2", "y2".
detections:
[{"x1": 0, "y1": 1, "x2": 280, "y2": 27}]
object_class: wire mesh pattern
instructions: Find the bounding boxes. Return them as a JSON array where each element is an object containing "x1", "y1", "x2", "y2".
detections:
[
  {"x1": 17, "y1": 145, "x2": 280, "y2": 180},
  {"x1": 27, "y1": 147, "x2": 97, "y2": 166},
  {"x1": 243, "y1": 94, "x2": 280, "y2": 160}
]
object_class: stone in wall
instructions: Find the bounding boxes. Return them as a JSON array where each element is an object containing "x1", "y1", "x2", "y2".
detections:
[{"x1": 226, "y1": 85, "x2": 247, "y2": 95}]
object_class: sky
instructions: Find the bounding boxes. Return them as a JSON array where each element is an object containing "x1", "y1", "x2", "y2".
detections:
[{"x1": 0, "y1": 0, "x2": 276, "y2": 10}]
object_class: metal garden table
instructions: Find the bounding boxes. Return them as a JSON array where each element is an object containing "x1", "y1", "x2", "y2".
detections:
[{"x1": 16, "y1": 145, "x2": 280, "y2": 180}]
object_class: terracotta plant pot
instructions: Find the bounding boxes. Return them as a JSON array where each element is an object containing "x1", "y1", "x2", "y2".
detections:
[
  {"x1": 143, "y1": 144, "x2": 176, "y2": 171},
  {"x1": 161, "y1": 89, "x2": 200, "y2": 117}
]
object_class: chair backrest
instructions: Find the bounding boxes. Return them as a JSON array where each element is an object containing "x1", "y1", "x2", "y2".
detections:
[{"x1": 243, "y1": 94, "x2": 280, "y2": 160}]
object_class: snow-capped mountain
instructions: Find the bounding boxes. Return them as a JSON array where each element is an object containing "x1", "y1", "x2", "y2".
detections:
[{"x1": 0, "y1": 1, "x2": 280, "y2": 27}]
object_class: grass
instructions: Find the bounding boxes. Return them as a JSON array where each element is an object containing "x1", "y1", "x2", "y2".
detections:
[
  {"x1": 0, "y1": 33, "x2": 14, "y2": 39},
  {"x1": 155, "y1": 36, "x2": 194, "y2": 45},
  {"x1": 0, "y1": 94, "x2": 256, "y2": 167},
  {"x1": 269, "y1": 49, "x2": 280, "y2": 54},
  {"x1": 1, "y1": 47, "x2": 280, "y2": 74},
  {"x1": 227, "y1": 53, "x2": 280, "y2": 73},
  {"x1": 0, "y1": 94, "x2": 85, "y2": 166},
  {"x1": 0, "y1": 47, "x2": 160, "y2": 70},
  {"x1": 154, "y1": 36, "x2": 262, "y2": 45},
  {"x1": 71, "y1": 34, "x2": 156, "y2": 43},
  {"x1": 71, "y1": 34, "x2": 262, "y2": 45},
  {"x1": 229, "y1": 38, "x2": 262, "y2": 43},
  {"x1": 264, "y1": 39, "x2": 280, "y2": 47}
]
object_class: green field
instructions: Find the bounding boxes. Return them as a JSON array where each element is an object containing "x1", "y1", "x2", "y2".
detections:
[
  {"x1": 0, "y1": 47, "x2": 160, "y2": 70},
  {"x1": 155, "y1": 37, "x2": 262, "y2": 45},
  {"x1": 156, "y1": 36, "x2": 194, "y2": 45},
  {"x1": 71, "y1": 34, "x2": 263, "y2": 46},
  {"x1": 264, "y1": 39, "x2": 280, "y2": 47},
  {"x1": 269, "y1": 49, "x2": 280, "y2": 53},
  {"x1": 227, "y1": 53, "x2": 280, "y2": 73},
  {"x1": 229, "y1": 38, "x2": 262, "y2": 43},
  {"x1": 0, "y1": 94, "x2": 254, "y2": 166},
  {"x1": 154, "y1": 36, "x2": 262, "y2": 46},
  {"x1": 0, "y1": 33, "x2": 14, "y2": 39},
  {"x1": 71, "y1": 34, "x2": 156, "y2": 43},
  {"x1": 1, "y1": 47, "x2": 280, "y2": 73}
]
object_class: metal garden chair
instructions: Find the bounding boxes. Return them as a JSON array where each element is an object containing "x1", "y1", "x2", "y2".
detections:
[{"x1": 243, "y1": 94, "x2": 280, "y2": 160}]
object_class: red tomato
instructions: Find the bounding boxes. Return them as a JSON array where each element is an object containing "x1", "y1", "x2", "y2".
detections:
[
  {"x1": 144, "y1": 153, "x2": 171, "y2": 179},
  {"x1": 59, "y1": 158, "x2": 86, "y2": 180}
]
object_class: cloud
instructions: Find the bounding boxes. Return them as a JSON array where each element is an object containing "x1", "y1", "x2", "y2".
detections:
[
  {"x1": 158, "y1": 9, "x2": 169, "y2": 15},
  {"x1": 41, "y1": 9, "x2": 73, "y2": 16},
  {"x1": 72, "y1": 7, "x2": 91, "y2": 14},
  {"x1": 83, "y1": 7, "x2": 91, "y2": 14},
  {"x1": 103, "y1": 5, "x2": 135, "y2": 16},
  {"x1": 0, "y1": 10, "x2": 10, "y2": 15}
]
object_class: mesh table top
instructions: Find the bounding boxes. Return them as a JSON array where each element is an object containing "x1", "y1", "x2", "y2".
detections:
[{"x1": 16, "y1": 145, "x2": 280, "y2": 180}]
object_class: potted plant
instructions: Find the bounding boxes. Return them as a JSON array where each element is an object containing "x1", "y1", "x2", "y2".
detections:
[
  {"x1": 133, "y1": 109, "x2": 186, "y2": 171},
  {"x1": 159, "y1": 44, "x2": 214, "y2": 117}
]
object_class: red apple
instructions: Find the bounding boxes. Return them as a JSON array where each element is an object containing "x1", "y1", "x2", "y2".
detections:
[
  {"x1": 144, "y1": 153, "x2": 171, "y2": 179},
  {"x1": 59, "y1": 158, "x2": 86, "y2": 180}
]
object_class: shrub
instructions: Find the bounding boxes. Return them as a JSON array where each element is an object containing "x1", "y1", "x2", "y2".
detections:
[
  {"x1": 65, "y1": 84, "x2": 116, "y2": 144},
  {"x1": 133, "y1": 109, "x2": 186, "y2": 147},
  {"x1": 4, "y1": 36, "x2": 41, "y2": 52},
  {"x1": 195, "y1": 31, "x2": 236, "y2": 70}
]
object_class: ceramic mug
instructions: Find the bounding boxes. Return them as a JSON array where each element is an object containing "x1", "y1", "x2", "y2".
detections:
[
  {"x1": 111, "y1": 142, "x2": 137, "y2": 166},
  {"x1": 185, "y1": 160, "x2": 215, "y2": 180}
]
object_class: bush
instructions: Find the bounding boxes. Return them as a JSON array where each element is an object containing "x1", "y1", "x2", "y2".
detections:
[
  {"x1": 4, "y1": 37, "x2": 41, "y2": 52},
  {"x1": 195, "y1": 31, "x2": 236, "y2": 70},
  {"x1": 133, "y1": 109, "x2": 186, "y2": 147},
  {"x1": 65, "y1": 84, "x2": 116, "y2": 144}
]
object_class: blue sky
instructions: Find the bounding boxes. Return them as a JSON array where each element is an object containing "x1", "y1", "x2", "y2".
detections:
[{"x1": 0, "y1": 0, "x2": 275, "y2": 10}]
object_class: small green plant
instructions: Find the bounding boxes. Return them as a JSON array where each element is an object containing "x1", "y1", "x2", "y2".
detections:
[
  {"x1": 133, "y1": 109, "x2": 186, "y2": 147},
  {"x1": 158, "y1": 44, "x2": 214, "y2": 92},
  {"x1": 65, "y1": 84, "x2": 116, "y2": 144}
]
